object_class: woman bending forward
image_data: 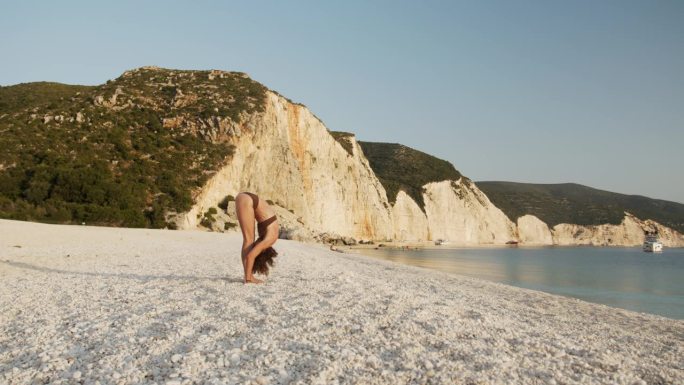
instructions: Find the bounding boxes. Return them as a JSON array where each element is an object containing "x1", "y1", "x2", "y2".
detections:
[{"x1": 235, "y1": 192, "x2": 279, "y2": 283}]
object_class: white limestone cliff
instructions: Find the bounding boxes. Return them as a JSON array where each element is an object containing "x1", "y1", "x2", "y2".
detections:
[
  {"x1": 175, "y1": 91, "x2": 684, "y2": 247},
  {"x1": 423, "y1": 180, "x2": 517, "y2": 244},
  {"x1": 552, "y1": 213, "x2": 684, "y2": 247},
  {"x1": 391, "y1": 191, "x2": 429, "y2": 242},
  {"x1": 177, "y1": 92, "x2": 393, "y2": 241},
  {"x1": 513, "y1": 213, "x2": 684, "y2": 247},
  {"x1": 176, "y1": 91, "x2": 518, "y2": 244},
  {"x1": 517, "y1": 215, "x2": 553, "y2": 245}
]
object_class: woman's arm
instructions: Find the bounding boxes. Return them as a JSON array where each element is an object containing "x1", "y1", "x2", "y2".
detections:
[
  {"x1": 243, "y1": 241, "x2": 267, "y2": 282},
  {"x1": 241, "y1": 241, "x2": 255, "y2": 270}
]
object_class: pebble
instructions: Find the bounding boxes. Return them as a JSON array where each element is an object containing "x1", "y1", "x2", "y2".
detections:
[{"x1": 2, "y1": 221, "x2": 683, "y2": 385}]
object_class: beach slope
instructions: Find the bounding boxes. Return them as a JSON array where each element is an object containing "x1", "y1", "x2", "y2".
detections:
[{"x1": 1, "y1": 220, "x2": 682, "y2": 384}]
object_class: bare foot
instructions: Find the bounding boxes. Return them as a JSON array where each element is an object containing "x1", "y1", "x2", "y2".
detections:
[{"x1": 244, "y1": 277, "x2": 264, "y2": 284}]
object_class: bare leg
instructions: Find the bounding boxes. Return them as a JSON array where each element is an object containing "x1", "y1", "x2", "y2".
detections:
[{"x1": 235, "y1": 193, "x2": 256, "y2": 273}]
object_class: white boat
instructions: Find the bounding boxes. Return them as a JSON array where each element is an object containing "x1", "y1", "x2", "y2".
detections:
[
  {"x1": 434, "y1": 239, "x2": 450, "y2": 246},
  {"x1": 643, "y1": 234, "x2": 663, "y2": 252}
]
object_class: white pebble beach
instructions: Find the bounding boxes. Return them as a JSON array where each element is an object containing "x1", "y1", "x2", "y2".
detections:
[{"x1": 1, "y1": 219, "x2": 682, "y2": 385}]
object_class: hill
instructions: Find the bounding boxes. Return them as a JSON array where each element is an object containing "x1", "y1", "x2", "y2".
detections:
[
  {"x1": 0, "y1": 67, "x2": 267, "y2": 227},
  {"x1": 3, "y1": 68, "x2": 681, "y2": 243},
  {"x1": 357, "y1": 141, "x2": 462, "y2": 211},
  {"x1": 476, "y1": 181, "x2": 684, "y2": 233}
]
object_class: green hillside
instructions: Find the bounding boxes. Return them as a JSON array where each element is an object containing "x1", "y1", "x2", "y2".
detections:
[
  {"x1": 358, "y1": 141, "x2": 462, "y2": 211},
  {"x1": 0, "y1": 67, "x2": 267, "y2": 227},
  {"x1": 476, "y1": 181, "x2": 684, "y2": 233},
  {"x1": 0, "y1": 82, "x2": 95, "y2": 111}
]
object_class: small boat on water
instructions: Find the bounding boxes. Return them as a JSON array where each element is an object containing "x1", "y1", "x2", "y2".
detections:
[
  {"x1": 434, "y1": 239, "x2": 450, "y2": 246},
  {"x1": 643, "y1": 234, "x2": 663, "y2": 252}
]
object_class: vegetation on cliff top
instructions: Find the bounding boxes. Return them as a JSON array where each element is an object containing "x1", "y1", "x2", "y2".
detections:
[
  {"x1": 358, "y1": 141, "x2": 462, "y2": 211},
  {"x1": 5, "y1": 68, "x2": 680, "y2": 235},
  {"x1": 476, "y1": 181, "x2": 684, "y2": 233},
  {"x1": 0, "y1": 67, "x2": 267, "y2": 227},
  {"x1": 329, "y1": 131, "x2": 355, "y2": 157}
]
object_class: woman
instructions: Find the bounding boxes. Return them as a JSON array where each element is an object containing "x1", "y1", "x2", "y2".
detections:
[{"x1": 235, "y1": 192, "x2": 279, "y2": 284}]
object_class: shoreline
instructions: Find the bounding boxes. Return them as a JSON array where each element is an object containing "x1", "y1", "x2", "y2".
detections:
[
  {"x1": 347, "y1": 243, "x2": 684, "y2": 320},
  {"x1": 345, "y1": 242, "x2": 656, "y2": 251},
  {"x1": 1, "y1": 219, "x2": 682, "y2": 384}
]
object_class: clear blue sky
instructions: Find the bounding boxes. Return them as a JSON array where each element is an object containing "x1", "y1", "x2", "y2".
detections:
[{"x1": 2, "y1": 1, "x2": 682, "y2": 203}]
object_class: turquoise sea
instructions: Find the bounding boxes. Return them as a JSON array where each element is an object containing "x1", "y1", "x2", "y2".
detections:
[{"x1": 356, "y1": 246, "x2": 684, "y2": 319}]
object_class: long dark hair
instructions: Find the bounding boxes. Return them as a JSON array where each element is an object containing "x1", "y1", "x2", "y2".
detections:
[{"x1": 253, "y1": 247, "x2": 278, "y2": 276}]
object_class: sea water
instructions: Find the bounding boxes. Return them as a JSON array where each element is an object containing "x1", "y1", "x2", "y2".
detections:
[{"x1": 357, "y1": 246, "x2": 684, "y2": 319}]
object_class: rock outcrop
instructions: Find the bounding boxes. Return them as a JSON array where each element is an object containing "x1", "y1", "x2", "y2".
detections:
[
  {"x1": 177, "y1": 92, "x2": 393, "y2": 241},
  {"x1": 177, "y1": 91, "x2": 518, "y2": 245},
  {"x1": 517, "y1": 215, "x2": 553, "y2": 245},
  {"x1": 422, "y1": 180, "x2": 516, "y2": 244},
  {"x1": 391, "y1": 191, "x2": 429, "y2": 242},
  {"x1": 169, "y1": 89, "x2": 683, "y2": 247},
  {"x1": 515, "y1": 213, "x2": 684, "y2": 247},
  {"x1": 552, "y1": 213, "x2": 684, "y2": 247},
  {"x1": 7, "y1": 67, "x2": 680, "y2": 246}
]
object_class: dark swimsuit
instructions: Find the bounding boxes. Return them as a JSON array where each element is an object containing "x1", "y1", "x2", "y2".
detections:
[{"x1": 244, "y1": 192, "x2": 277, "y2": 240}]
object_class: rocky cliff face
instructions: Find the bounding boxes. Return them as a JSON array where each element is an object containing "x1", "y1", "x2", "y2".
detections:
[
  {"x1": 175, "y1": 92, "x2": 684, "y2": 246},
  {"x1": 517, "y1": 213, "x2": 684, "y2": 247},
  {"x1": 177, "y1": 92, "x2": 394, "y2": 241},
  {"x1": 170, "y1": 89, "x2": 683, "y2": 247},
  {"x1": 517, "y1": 215, "x2": 553, "y2": 245},
  {"x1": 4, "y1": 67, "x2": 681, "y2": 246},
  {"x1": 387, "y1": 180, "x2": 516, "y2": 244},
  {"x1": 178, "y1": 91, "x2": 684, "y2": 247},
  {"x1": 422, "y1": 180, "x2": 516, "y2": 244},
  {"x1": 178, "y1": 91, "x2": 518, "y2": 245},
  {"x1": 391, "y1": 191, "x2": 429, "y2": 241}
]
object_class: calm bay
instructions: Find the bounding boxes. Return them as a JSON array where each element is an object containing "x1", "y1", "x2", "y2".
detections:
[{"x1": 356, "y1": 245, "x2": 684, "y2": 319}]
